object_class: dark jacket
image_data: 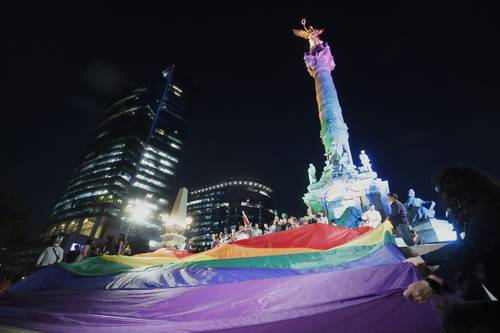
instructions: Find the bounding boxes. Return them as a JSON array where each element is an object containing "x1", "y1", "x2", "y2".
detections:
[
  {"x1": 422, "y1": 203, "x2": 500, "y2": 298},
  {"x1": 388, "y1": 200, "x2": 409, "y2": 227}
]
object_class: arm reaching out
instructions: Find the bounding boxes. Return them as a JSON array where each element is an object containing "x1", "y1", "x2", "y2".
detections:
[{"x1": 36, "y1": 248, "x2": 47, "y2": 267}]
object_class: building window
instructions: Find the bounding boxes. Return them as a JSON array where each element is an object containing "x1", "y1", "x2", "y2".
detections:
[
  {"x1": 167, "y1": 135, "x2": 182, "y2": 144},
  {"x1": 145, "y1": 146, "x2": 178, "y2": 162},
  {"x1": 80, "y1": 218, "x2": 95, "y2": 236},
  {"x1": 170, "y1": 142, "x2": 181, "y2": 150},
  {"x1": 132, "y1": 181, "x2": 161, "y2": 193},
  {"x1": 67, "y1": 220, "x2": 80, "y2": 233},
  {"x1": 94, "y1": 221, "x2": 104, "y2": 239},
  {"x1": 57, "y1": 223, "x2": 67, "y2": 234}
]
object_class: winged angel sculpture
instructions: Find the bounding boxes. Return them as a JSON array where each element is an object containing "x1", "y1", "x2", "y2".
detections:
[{"x1": 292, "y1": 19, "x2": 324, "y2": 49}]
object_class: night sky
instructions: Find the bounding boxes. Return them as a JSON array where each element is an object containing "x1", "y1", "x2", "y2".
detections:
[{"x1": 2, "y1": 3, "x2": 499, "y2": 239}]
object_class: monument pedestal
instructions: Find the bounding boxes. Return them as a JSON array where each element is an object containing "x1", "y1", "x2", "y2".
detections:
[
  {"x1": 158, "y1": 229, "x2": 187, "y2": 250},
  {"x1": 304, "y1": 172, "x2": 390, "y2": 221},
  {"x1": 413, "y1": 219, "x2": 457, "y2": 243}
]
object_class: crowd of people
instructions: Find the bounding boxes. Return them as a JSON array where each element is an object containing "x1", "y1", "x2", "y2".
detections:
[
  {"x1": 209, "y1": 212, "x2": 322, "y2": 249},
  {"x1": 210, "y1": 205, "x2": 386, "y2": 249},
  {"x1": 207, "y1": 195, "x2": 428, "y2": 251},
  {"x1": 36, "y1": 233, "x2": 133, "y2": 268}
]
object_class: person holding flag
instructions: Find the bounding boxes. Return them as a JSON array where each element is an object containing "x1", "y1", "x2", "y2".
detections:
[
  {"x1": 240, "y1": 211, "x2": 263, "y2": 238},
  {"x1": 234, "y1": 211, "x2": 251, "y2": 240}
]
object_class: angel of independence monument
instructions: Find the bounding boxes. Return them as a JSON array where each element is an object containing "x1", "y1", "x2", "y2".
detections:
[{"x1": 294, "y1": 20, "x2": 391, "y2": 221}]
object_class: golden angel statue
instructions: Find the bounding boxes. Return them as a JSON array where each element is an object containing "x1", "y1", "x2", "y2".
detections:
[{"x1": 292, "y1": 18, "x2": 324, "y2": 49}]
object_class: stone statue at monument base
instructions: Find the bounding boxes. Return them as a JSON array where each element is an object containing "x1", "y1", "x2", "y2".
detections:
[
  {"x1": 303, "y1": 173, "x2": 391, "y2": 221},
  {"x1": 404, "y1": 188, "x2": 436, "y2": 226},
  {"x1": 308, "y1": 163, "x2": 317, "y2": 185},
  {"x1": 359, "y1": 150, "x2": 372, "y2": 172}
]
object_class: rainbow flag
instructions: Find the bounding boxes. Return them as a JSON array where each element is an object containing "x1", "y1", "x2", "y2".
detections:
[{"x1": 0, "y1": 222, "x2": 443, "y2": 332}]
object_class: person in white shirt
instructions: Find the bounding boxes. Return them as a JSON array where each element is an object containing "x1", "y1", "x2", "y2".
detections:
[
  {"x1": 317, "y1": 211, "x2": 329, "y2": 224},
  {"x1": 361, "y1": 204, "x2": 382, "y2": 228},
  {"x1": 252, "y1": 224, "x2": 263, "y2": 237},
  {"x1": 264, "y1": 217, "x2": 278, "y2": 234},
  {"x1": 235, "y1": 225, "x2": 250, "y2": 240},
  {"x1": 308, "y1": 208, "x2": 329, "y2": 224},
  {"x1": 36, "y1": 239, "x2": 64, "y2": 268}
]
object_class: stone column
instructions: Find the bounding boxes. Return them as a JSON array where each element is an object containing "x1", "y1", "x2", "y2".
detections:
[{"x1": 304, "y1": 43, "x2": 352, "y2": 165}]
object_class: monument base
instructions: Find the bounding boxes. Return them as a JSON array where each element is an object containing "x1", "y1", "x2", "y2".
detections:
[
  {"x1": 413, "y1": 219, "x2": 457, "y2": 243},
  {"x1": 156, "y1": 232, "x2": 187, "y2": 250},
  {"x1": 304, "y1": 173, "x2": 391, "y2": 221}
]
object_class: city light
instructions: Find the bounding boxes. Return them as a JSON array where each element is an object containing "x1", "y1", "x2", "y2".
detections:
[
  {"x1": 160, "y1": 213, "x2": 170, "y2": 224},
  {"x1": 126, "y1": 199, "x2": 156, "y2": 225},
  {"x1": 129, "y1": 204, "x2": 150, "y2": 223}
]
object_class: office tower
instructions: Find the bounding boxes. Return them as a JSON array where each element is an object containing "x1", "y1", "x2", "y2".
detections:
[
  {"x1": 186, "y1": 180, "x2": 274, "y2": 251},
  {"x1": 42, "y1": 67, "x2": 195, "y2": 248}
]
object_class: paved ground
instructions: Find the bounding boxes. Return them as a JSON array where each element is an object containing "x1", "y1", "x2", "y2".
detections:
[{"x1": 399, "y1": 243, "x2": 448, "y2": 258}]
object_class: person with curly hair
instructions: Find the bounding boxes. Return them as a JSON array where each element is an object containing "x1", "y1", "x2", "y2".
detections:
[{"x1": 403, "y1": 166, "x2": 500, "y2": 332}]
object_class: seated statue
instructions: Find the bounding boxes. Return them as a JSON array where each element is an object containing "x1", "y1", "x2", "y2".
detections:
[
  {"x1": 404, "y1": 189, "x2": 436, "y2": 226},
  {"x1": 336, "y1": 206, "x2": 362, "y2": 228}
]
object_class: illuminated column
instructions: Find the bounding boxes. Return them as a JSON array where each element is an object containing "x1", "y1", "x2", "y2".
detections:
[{"x1": 304, "y1": 44, "x2": 353, "y2": 165}]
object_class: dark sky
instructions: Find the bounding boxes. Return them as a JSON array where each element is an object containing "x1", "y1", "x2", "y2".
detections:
[{"x1": 2, "y1": 2, "x2": 499, "y2": 239}]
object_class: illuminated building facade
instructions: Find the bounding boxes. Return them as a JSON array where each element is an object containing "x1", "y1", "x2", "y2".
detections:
[
  {"x1": 42, "y1": 67, "x2": 195, "y2": 249},
  {"x1": 186, "y1": 180, "x2": 275, "y2": 251}
]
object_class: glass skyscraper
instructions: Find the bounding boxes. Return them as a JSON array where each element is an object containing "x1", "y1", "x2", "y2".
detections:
[
  {"x1": 42, "y1": 67, "x2": 195, "y2": 248},
  {"x1": 185, "y1": 180, "x2": 275, "y2": 251}
]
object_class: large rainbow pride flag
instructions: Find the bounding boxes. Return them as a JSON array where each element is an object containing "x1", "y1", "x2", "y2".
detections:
[{"x1": 0, "y1": 222, "x2": 443, "y2": 332}]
